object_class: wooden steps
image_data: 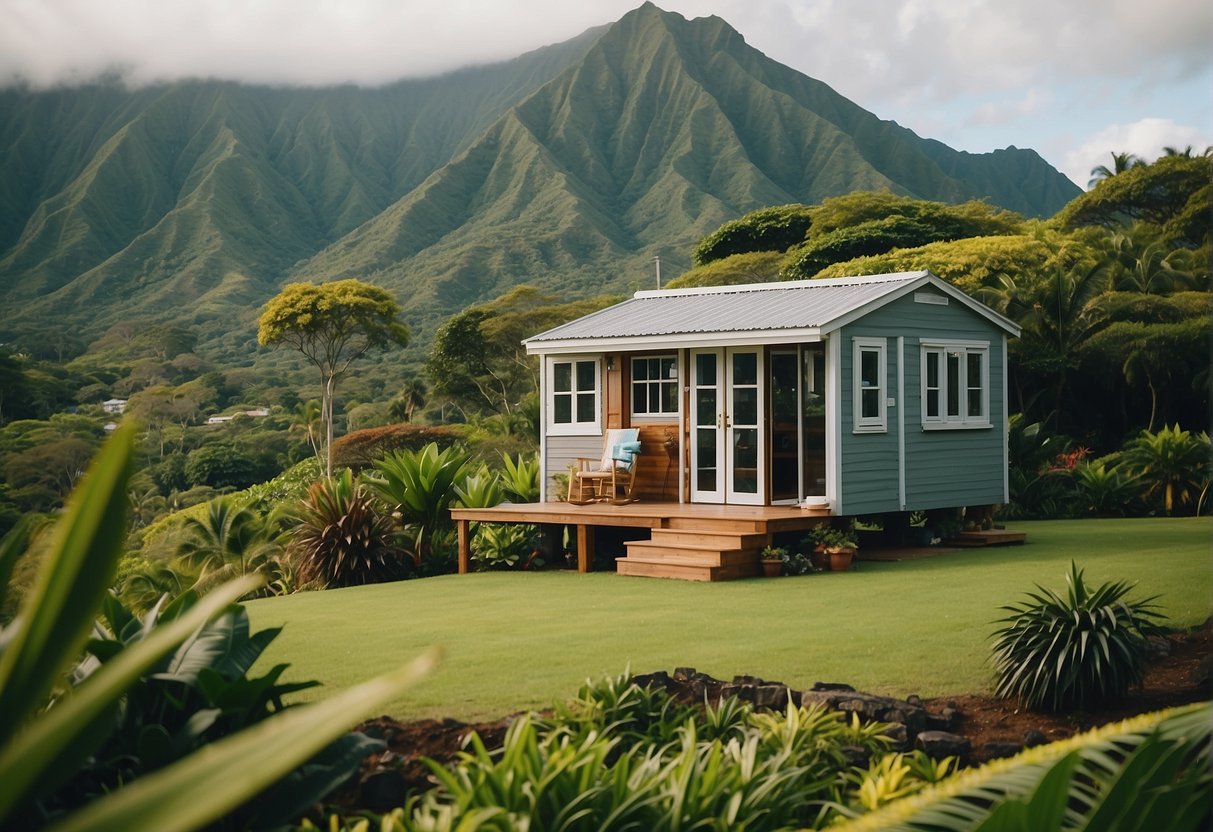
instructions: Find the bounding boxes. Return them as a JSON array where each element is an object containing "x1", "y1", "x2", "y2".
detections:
[
  {"x1": 617, "y1": 524, "x2": 769, "y2": 581},
  {"x1": 948, "y1": 529, "x2": 1027, "y2": 547}
]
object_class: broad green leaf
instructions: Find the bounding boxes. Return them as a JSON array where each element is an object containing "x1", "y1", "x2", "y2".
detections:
[
  {"x1": 50, "y1": 646, "x2": 440, "y2": 832},
  {"x1": 0, "y1": 574, "x2": 262, "y2": 821},
  {"x1": 0, "y1": 425, "x2": 134, "y2": 747}
]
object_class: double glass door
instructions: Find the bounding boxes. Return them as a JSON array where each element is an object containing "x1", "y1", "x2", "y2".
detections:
[{"x1": 690, "y1": 348, "x2": 763, "y2": 504}]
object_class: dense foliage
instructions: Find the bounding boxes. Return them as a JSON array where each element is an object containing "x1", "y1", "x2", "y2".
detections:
[
  {"x1": 0, "y1": 426, "x2": 437, "y2": 830},
  {"x1": 692, "y1": 204, "x2": 815, "y2": 266},
  {"x1": 991, "y1": 562, "x2": 1167, "y2": 712}
]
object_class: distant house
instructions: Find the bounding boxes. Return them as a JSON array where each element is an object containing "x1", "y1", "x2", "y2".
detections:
[
  {"x1": 205, "y1": 407, "x2": 271, "y2": 426},
  {"x1": 523, "y1": 271, "x2": 1020, "y2": 514},
  {"x1": 101, "y1": 398, "x2": 127, "y2": 414}
]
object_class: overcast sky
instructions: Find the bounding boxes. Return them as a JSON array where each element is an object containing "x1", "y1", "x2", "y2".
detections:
[{"x1": 2, "y1": 0, "x2": 1209, "y2": 190}]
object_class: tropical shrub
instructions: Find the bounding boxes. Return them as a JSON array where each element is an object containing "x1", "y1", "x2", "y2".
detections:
[
  {"x1": 835, "y1": 703, "x2": 1210, "y2": 832},
  {"x1": 330, "y1": 423, "x2": 464, "y2": 470},
  {"x1": 0, "y1": 425, "x2": 438, "y2": 830},
  {"x1": 1121, "y1": 424, "x2": 1211, "y2": 515},
  {"x1": 366, "y1": 442, "x2": 471, "y2": 561},
  {"x1": 291, "y1": 469, "x2": 408, "y2": 587},
  {"x1": 470, "y1": 522, "x2": 538, "y2": 570},
  {"x1": 499, "y1": 451, "x2": 541, "y2": 503},
  {"x1": 1072, "y1": 459, "x2": 1141, "y2": 516},
  {"x1": 991, "y1": 562, "x2": 1167, "y2": 712},
  {"x1": 175, "y1": 494, "x2": 289, "y2": 596}
]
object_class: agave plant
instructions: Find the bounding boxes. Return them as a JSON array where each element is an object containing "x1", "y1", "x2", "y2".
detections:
[
  {"x1": 291, "y1": 469, "x2": 407, "y2": 587},
  {"x1": 991, "y1": 562, "x2": 1167, "y2": 712}
]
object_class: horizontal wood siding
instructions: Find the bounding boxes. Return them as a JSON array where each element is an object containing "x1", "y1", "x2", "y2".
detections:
[
  {"x1": 841, "y1": 288, "x2": 1008, "y2": 513},
  {"x1": 545, "y1": 434, "x2": 605, "y2": 501},
  {"x1": 837, "y1": 333, "x2": 899, "y2": 515}
]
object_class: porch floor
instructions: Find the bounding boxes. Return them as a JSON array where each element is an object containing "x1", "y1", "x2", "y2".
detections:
[{"x1": 450, "y1": 501, "x2": 832, "y2": 581}]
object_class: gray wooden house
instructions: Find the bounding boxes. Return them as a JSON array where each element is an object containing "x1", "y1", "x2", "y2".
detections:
[
  {"x1": 451, "y1": 270, "x2": 1021, "y2": 580},
  {"x1": 524, "y1": 271, "x2": 1020, "y2": 516}
]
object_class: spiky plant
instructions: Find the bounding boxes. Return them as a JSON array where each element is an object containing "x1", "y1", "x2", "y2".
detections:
[
  {"x1": 290, "y1": 470, "x2": 406, "y2": 588},
  {"x1": 991, "y1": 562, "x2": 1166, "y2": 712}
]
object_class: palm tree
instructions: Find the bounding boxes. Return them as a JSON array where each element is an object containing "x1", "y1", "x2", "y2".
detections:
[
  {"x1": 175, "y1": 495, "x2": 287, "y2": 594},
  {"x1": 290, "y1": 399, "x2": 323, "y2": 462},
  {"x1": 1109, "y1": 225, "x2": 1200, "y2": 294},
  {"x1": 388, "y1": 379, "x2": 427, "y2": 423},
  {"x1": 1161, "y1": 145, "x2": 1194, "y2": 157},
  {"x1": 1087, "y1": 151, "x2": 1143, "y2": 188}
]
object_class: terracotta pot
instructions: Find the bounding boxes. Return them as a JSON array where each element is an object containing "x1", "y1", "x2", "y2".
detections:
[
  {"x1": 828, "y1": 548, "x2": 855, "y2": 572},
  {"x1": 761, "y1": 559, "x2": 782, "y2": 577},
  {"x1": 809, "y1": 545, "x2": 829, "y2": 571}
]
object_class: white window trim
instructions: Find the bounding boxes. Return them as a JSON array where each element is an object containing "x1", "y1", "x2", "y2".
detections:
[
  {"x1": 920, "y1": 339, "x2": 991, "y2": 430},
  {"x1": 630, "y1": 353, "x2": 681, "y2": 421},
  {"x1": 852, "y1": 336, "x2": 887, "y2": 434},
  {"x1": 545, "y1": 355, "x2": 602, "y2": 436}
]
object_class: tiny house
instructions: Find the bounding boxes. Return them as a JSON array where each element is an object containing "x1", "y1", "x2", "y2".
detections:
[{"x1": 524, "y1": 271, "x2": 1020, "y2": 516}]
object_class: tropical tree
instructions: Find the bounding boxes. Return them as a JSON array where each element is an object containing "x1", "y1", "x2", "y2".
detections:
[
  {"x1": 258, "y1": 280, "x2": 410, "y2": 478},
  {"x1": 388, "y1": 378, "x2": 427, "y2": 423},
  {"x1": 1122, "y1": 424, "x2": 1211, "y2": 515},
  {"x1": 1087, "y1": 150, "x2": 1142, "y2": 188},
  {"x1": 176, "y1": 495, "x2": 287, "y2": 595}
]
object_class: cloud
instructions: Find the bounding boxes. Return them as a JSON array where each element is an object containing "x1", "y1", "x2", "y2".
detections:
[
  {"x1": 1062, "y1": 118, "x2": 1213, "y2": 188},
  {"x1": 966, "y1": 89, "x2": 1051, "y2": 128}
]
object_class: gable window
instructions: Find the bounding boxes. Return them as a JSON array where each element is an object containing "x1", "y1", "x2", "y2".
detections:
[
  {"x1": 547, "y1": 356, "x2": 600, "y2": 435},
  {"x1": 921, "y1": 340, "x2": 990, "y2": 429},
  {"x1": 631, "y1": 355, "x2": 678, "y2": 418},
  {"x1": 852, "y1": 337, "x2": 887, "y2": 433}
]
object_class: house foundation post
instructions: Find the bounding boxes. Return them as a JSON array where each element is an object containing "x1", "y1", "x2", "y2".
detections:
[
  {"x1": 457, "y1": 518, "x2": 470, "y2": 574},
  {"x1": 576, "y1": 524, "x2": 594, "y2": 573}
]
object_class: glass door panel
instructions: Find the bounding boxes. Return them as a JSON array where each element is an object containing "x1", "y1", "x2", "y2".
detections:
[
  {"x1": 770, "y1": 351, "x2": 800, "y2": 502},
  {"x1": 726, "y1": 349, "x2": 763, "y2": 505},
  {"x1": 690, "y1": 350, "x2": 724, "y2": 503}
]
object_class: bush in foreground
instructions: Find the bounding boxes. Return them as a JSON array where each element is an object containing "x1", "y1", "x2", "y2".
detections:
[{"x1": 991, "y1": 562, "x2": 1167, "y2": 712}]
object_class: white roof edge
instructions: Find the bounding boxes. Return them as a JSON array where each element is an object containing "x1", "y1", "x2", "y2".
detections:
[
  {"x1": 631, "y1": 270, "x2": 929, "y2": 299},
  {"x1": 527, "y1": 327, "x2": 825, "y2": 354}
]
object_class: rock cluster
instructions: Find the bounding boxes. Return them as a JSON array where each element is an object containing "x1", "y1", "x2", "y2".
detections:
[{"x1": 632, "y1": 668, "x2": 1018, "y2": 763}]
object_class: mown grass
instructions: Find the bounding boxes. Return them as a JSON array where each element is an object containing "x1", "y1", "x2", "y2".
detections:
[{"x1": 248, "y1": 517, "x2": 1211, "y2": 722}]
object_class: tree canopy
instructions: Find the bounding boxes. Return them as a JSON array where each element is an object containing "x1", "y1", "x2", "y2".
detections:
[
  {"x1": 258, "y1": 279, "x2": 409, "y2": 477},
  {"x1": 691, "y1": 205, "x2": 814, "y2": 267}
]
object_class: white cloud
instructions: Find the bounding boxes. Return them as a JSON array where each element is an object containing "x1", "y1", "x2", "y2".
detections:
[{"x1": 1062, "y1": 118, "x2": 1213, "y2": 189}]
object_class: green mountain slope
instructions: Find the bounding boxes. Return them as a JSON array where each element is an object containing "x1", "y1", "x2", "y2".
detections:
[{"x1": 0, "y1": 3, "x2": 1078, "y2": 353}]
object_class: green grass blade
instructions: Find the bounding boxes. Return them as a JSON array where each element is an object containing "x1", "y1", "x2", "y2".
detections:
[
  {"x1": 0, "y1": 573, "x2": 263, "y2": 820},
  {"x1": 48, "y1": 646, "x2": 440, "y2": 832},
  {"x1": 0, "y1": 424, "x2": 134, "y2": 745}
]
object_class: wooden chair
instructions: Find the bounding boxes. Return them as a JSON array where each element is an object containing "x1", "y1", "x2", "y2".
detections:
[{"x1": 568, "y1": 428, "x2": 643, "y2": 505}]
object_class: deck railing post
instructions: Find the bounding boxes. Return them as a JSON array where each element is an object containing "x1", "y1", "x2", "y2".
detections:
[{"x1": 457, "y1": 519, "x2": 470, "y2": 574}]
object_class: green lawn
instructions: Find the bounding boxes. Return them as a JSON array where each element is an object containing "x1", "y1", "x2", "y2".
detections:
[{"x1": 248, "y1": 518, "x2": 1211, "y2": 722}]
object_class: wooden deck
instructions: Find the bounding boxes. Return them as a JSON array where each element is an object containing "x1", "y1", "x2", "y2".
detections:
[{"x1": 450, "y1": 501, "x2": 832, "y2": 581}]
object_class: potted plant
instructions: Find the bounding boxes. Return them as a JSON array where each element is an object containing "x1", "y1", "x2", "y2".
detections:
[
  {"x1": 759, "y1": 545, "x2": 786, "y2": 577},
  {"x1": 801, "y1": 527, "x2": 830, "y2": 571},
  {"x1": 820, "y1": 528, "x2": 859, "y2": 572}
]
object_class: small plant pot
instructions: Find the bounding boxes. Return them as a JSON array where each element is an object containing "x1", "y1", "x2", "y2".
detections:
[
  {"x1": 827, "y1": 548, "x2": 855, "y2": 572},
  {"x1": 761, "y1": 559, "x2": 783, "y2": 577}
]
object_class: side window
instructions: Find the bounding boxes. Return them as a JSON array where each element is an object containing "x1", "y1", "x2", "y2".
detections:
[
  {"x1": 852, "y1": 337, "x2": 887, "y2": 433},
  {"x1": 921, "y1": 342, "x2": 989, "y2": 428},
  {"x1": 548, "y1": 357, "x2": 601, "y2": 435},
  {"x1": 631, "y1": 355, "x2": 678, "y2": 418}
]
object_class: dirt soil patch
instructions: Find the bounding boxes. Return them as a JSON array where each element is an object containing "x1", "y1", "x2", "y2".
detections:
[{"x1": 341, "y1": 620, "x2": 1211, "y2": 810}]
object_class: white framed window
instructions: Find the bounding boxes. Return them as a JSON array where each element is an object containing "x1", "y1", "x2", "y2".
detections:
[
  {"x1": 852, "y1": 337, "x2": 887, "y2": 433},
  {"x1": 920, "y1": 340, "x2": 990, "y2": 429},
  {"x1": 546, "y1": 356, "x2": 601, "y2": 436},
  {"x1": 631, "y1": 355, "x2": 679, "y2": 418}
]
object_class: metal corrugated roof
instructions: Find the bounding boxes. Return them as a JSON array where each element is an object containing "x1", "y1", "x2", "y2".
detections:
[{"x1": 526, "y1": 272, "x2": 938, "y2": 346}]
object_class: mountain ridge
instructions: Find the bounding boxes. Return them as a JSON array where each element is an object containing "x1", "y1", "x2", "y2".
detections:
[{"x1": 0, "y1": 3, "x2": 1079, "y2": 353}]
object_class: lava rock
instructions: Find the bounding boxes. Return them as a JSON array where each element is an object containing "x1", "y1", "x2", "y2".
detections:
[
  {"x1": 841, "y1": 745, "x2": 871, "y2": 768},
  {"x1": 812, "y1": 682, "x2": 856, "y2": 692},
  {"x1": 360, "y1": 769, "x2": 408, "y2": 814},
  {"x1": 632, "y1": 670, "x2": 672, "y2": 690},
  {"x1": 916, "y1": 730, "x2": 971, "y2": 759},
  {"x1": 1023, "y1": 729, "x2": 1048, "y2": 747},
  {"x1": 673, "y1": 667, "x2": 698, "y2": 682},
  {"x1": 754, "y1": 684, "x2": 790, "y2": 710},
  {"x1": 984, "y1": 741, "x2": 1022, "y2": 759},
  {"x1": 883, "y1": 723, "x2": 910, "y2": 750}
]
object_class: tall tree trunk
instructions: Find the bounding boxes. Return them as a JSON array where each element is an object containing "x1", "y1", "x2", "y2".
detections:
[{"x1": 324, "y1": 374, "x2": 336, "y2": 479}]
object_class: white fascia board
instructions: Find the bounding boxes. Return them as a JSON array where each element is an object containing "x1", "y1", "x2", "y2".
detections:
[
  {"x1": 526, "y1": 328, "x2": 823, "y2": 355},
  {"x1": 819, "y1": 273, "x2": 1021, "y2": 338}
]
